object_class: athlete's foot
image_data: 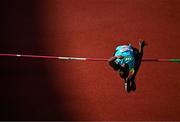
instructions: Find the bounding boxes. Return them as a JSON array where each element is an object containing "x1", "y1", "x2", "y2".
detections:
[
  {"x1": 131, "y1": 80, "x2": 136, "y2": 91},
  {"x1": 124, "y1": 82, "x2": 127, "y2": 92},
  {"x1": 126, "y1": 79, "x2": 131, "y2": 93}
]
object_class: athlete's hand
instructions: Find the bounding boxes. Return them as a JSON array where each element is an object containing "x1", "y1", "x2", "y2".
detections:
[
  {"x1": 116, "y1": 55, "x2": 124, "y2": 59},
  {"x1": 139, "y1": 40, "x2": 147, "y2": 48}
]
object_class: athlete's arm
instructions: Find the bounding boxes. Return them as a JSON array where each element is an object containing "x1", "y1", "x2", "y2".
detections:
[
  {"x1": 127, "y1": 40, "x2": 146, "y2": 81},
  {"x1": 108, "y1": 56, "x2": 124, "y2": 71}
]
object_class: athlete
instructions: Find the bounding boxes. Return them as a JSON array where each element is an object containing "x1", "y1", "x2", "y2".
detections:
[{"x1": 108, "y1": 40, "x2": 146, "y2": 93}]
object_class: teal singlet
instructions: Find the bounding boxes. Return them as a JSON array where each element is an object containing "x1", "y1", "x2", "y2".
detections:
[{"x1": 114, "y1": 44, "x2": 135, "y2": 71}]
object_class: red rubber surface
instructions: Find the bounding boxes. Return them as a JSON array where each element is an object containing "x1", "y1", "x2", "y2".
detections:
[
  {"x1": 42, "y1": 0, "x2": 180, "y2": 120},
  {"x1": 1, "y1": 0, "x2": 180, "y2": 120}
]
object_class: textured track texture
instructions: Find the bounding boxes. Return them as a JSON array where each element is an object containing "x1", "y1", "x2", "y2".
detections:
[{"x1": 1, "y1": 0, "x2": 180, "y2": 121}]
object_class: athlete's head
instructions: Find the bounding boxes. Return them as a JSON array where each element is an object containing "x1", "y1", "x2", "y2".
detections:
[{"x1": 118, "y1": 64, "x2": 129, "y2": 79}]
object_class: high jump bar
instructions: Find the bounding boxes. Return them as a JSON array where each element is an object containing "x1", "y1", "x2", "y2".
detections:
[{"x1": 0, "y1": 53, "x2": 179, "y2": 62}]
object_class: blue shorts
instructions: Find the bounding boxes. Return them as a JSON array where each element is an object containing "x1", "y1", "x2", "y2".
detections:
[{"x1": 114, "y1": 44, "x2": 135, "y2": 71}]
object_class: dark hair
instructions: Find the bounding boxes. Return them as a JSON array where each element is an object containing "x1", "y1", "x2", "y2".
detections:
[{"x1": 119, "y1": 65, "x2": 128, "y2": 79}]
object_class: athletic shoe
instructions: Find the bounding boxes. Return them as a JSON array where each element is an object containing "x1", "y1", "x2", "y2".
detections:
[
  {"x1": 126, "y1": 79, "x2": 131, "y2": 93},
  {"x1": 124, "y1": 82, "x2": 127, "y2": 92},
  {"x1": 131, "y1": 80, "x2": 136, "y2": 91}
]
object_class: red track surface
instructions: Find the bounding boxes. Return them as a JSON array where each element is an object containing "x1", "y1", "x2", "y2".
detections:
[{"x1": 1, "y1": 0, "x2": 180, "y2": 120}]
